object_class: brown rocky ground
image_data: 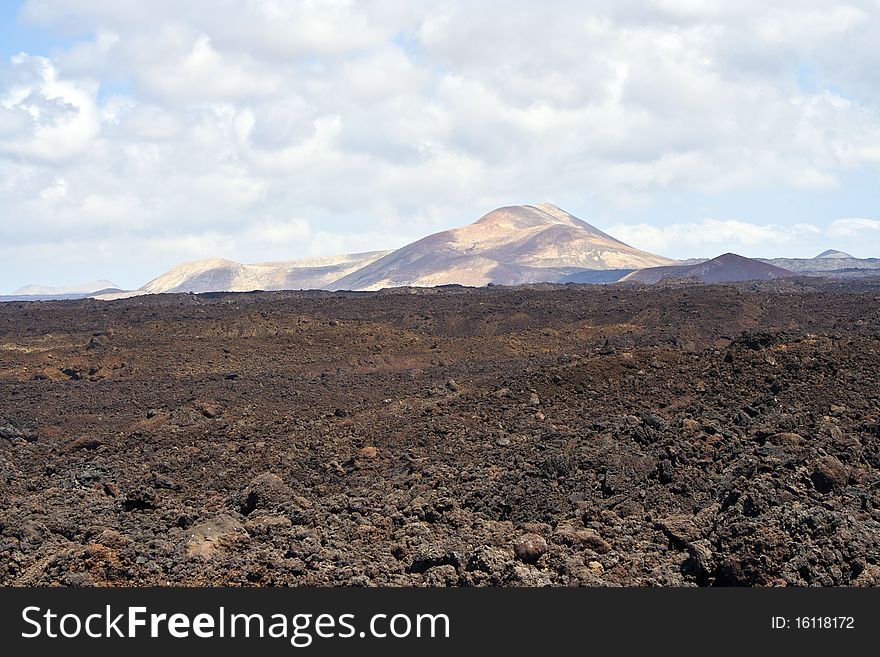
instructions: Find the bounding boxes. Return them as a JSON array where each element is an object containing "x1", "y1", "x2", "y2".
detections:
[{"x1": 2, "y1": 279, "x2": 880, "y2": 586}]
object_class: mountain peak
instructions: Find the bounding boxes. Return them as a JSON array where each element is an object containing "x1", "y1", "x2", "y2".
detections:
[
  {"x1": 529, "y1": 202, "x2": 576, "y2": 221},
  {"x1": 474, "y1": 204, "x2": 578, "y2": 229},
  {"x1": 472, "y1": 203, "x2": 618, "y2": 241},
  {"x1": 815, "y1": 249, "x2": 853, "y2": 259},
  {"x1": 713, "y1": 252, "x2": 751, "y2": 263}
]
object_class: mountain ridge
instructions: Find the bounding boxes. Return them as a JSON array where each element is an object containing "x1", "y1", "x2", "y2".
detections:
[
  {"x1": 26, "y1": 209, "x2": 880, "y2": 299},
  {"x1": 621, "y1": 253, "x2": 799, "y2": 284},
  {"x1": 104, "y1": 203, "x2": 673, "y2": 296},
  {"x1": 12, "y1": 279, "x2": 119, "y2": 296},
  {"x1": 137, "y1": 251, "x2": 393, "y2": 295}
]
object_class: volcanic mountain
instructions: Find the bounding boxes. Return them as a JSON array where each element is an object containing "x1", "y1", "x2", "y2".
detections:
[
  {"x1": 621, "y1": 253, "x2": 798, "y2": 284},
  {"x1": 119, "y1": 204, "x2": 672, "y2": 295},
  {"x1": 815, "y1": 249, "x2": 854, "y2": 259},
  {"x1": 330, "y1": 203, "x2": 673, "y2": 290}
]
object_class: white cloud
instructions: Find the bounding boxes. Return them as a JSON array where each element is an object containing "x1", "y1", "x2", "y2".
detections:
[
  {"x1": 0, "y1": 54, "x2": 100, "y2": 162},
  {"x1": 606, "y1": 217, "x2": 880, "y2": 259},
  {"x1": 607, "y1": 219, "x2": 807, "y2": 254},
  {"x1": 2, "y1": 0, "x2": 880, "y2": 290},
  {"x1": 828, "y1": 217, "x2": 880, "y2": 237}
]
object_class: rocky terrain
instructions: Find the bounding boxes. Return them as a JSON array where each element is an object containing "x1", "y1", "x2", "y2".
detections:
[{"x1": 2, "y1": 278, "x2": 880, "y2": 587}]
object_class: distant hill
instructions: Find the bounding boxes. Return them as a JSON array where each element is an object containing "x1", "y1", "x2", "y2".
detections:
[
  {"x1": 12, "y1": 279, "x2": 118, "y2": 296},
  {"x1": 621, "y1": 253, "x2": 798, "y2": 284},
  {"x1": 0, "y1": 290, "x2": 124, "y2": 302},
  {"x1": 815, "y1": 249, "x2": 854, "y2": 259},
  {"x1": 668, "y1": 253, "x2": 880, "y2": 277},
  {"x1": 760, "y1": 256, "x2": 880, "y2": 273},
  {"x1": 1, "y1": 280, "x2": 124, "y2": 303}
]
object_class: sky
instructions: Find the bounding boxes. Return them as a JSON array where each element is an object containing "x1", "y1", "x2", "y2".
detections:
[{"x1": 1, "y1": 0, "x2": 880, "y2": 292}]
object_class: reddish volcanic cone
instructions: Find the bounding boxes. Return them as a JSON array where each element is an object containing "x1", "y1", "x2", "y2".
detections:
[{"x1": 621, "y1": 253, "x2": 798, "y2": 284}]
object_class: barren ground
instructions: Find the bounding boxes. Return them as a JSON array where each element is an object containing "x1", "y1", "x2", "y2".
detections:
[{"x1": 2, "y1": 279, "x2": 880, "y2": 586}]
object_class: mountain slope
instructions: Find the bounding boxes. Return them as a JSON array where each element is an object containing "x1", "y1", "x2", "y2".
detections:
[
  {"x1": 330, "y1": 203, "x2": 673, "y2": 290},
  {"x1": 139, "y1": 252, "x2": 391, "y2": 294},
  {"x1": 621, "y1": 253, "x2": 798, "y2": 284}
]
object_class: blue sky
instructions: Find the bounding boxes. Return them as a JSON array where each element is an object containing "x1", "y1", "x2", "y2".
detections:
[
  {"x1": 1, "y1": 0, "x2": 880, "y2": 292},
  {"x1": 0, "y1": 2, "x2": 52, "y2": 59}
]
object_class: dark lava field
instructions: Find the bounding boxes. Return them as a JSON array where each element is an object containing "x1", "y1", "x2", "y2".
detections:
[{"x1": 2, "y1": 279, "x2": 880, "y2": 587}]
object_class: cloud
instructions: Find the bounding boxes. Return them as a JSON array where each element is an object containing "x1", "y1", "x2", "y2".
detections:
[
  {"x1": 828, "y1": 217, "x2": 880, "y2": 237},
  {"x1": 2, "y1": 1, "x2": 880, "y2": 289},
  {"x1": 0, "y1": 53, "x2": 100, "y2": 162},
  {"x1": 606, "y1": 217, "x2": 880, "y2": 259}
]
